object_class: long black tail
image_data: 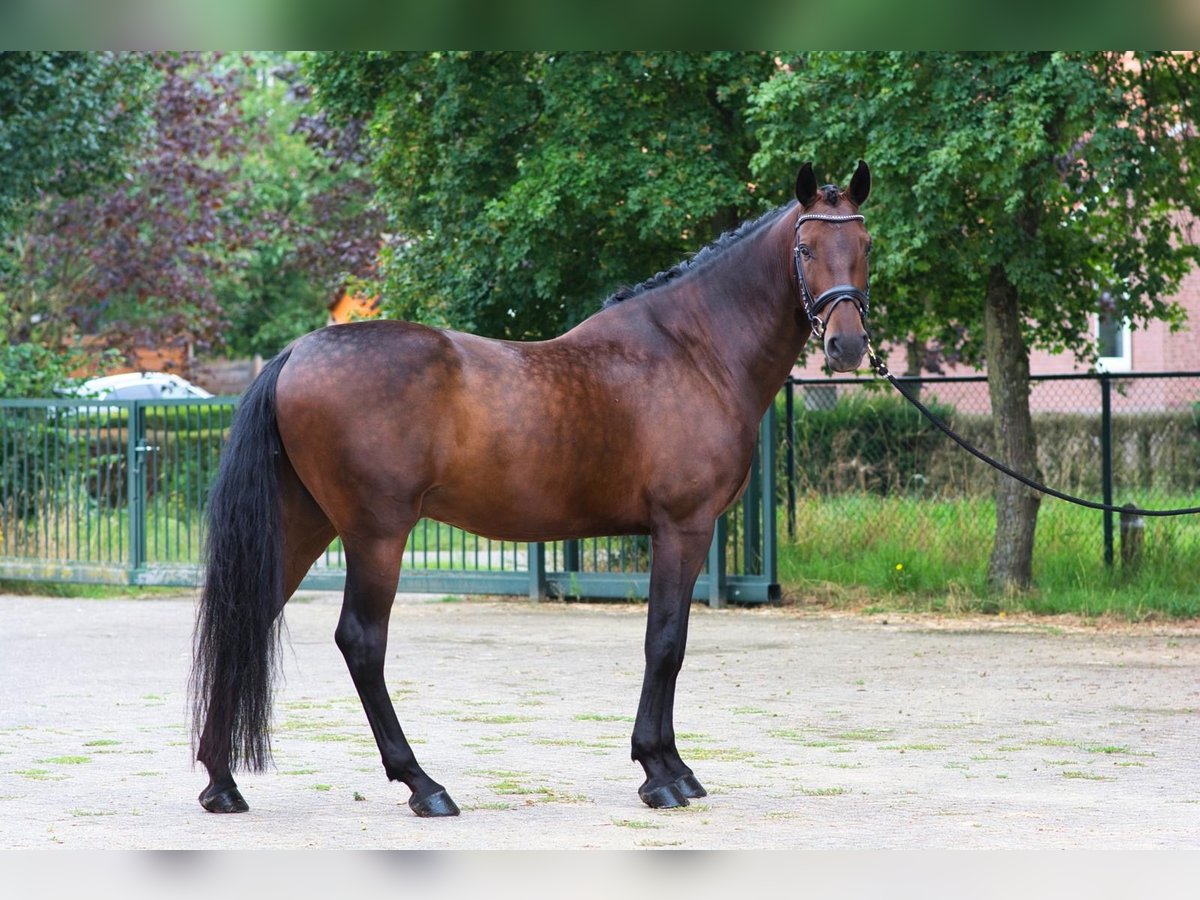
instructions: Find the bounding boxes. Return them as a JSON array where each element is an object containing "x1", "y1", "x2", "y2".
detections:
[{"x1": 190, "y1": 349, "x2": 293, "y2": 773}]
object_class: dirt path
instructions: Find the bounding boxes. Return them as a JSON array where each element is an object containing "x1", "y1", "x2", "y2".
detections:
[{"x1": 1, "y1": 592, "x2": 1197, "y2": 849}]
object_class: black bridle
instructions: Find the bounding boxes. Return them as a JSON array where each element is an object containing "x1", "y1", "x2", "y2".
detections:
[{"x1": 793, "y1": 212, "x2": 870, "y2": 339}]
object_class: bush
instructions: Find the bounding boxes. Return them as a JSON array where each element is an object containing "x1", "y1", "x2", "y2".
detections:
[{"x1": 781, "y1": 390, "x2": 956, "y2": 496}]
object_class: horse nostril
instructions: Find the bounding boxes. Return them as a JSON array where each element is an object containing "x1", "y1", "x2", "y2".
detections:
[{"x1": 827, "y1": 335, "x2": 841, "y2": 357}]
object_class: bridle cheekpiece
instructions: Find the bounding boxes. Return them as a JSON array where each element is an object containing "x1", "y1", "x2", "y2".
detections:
[{"x1": 793, "y1": 212, "x2": 870, "y2": 339}]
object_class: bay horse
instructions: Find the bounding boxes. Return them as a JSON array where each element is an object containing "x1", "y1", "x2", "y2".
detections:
[{"x1": 191, "y1": 161, "x2": 873, "y2": 817}]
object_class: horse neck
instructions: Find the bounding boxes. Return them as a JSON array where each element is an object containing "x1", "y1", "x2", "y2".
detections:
[{"x1": 647, "y1": 212, "x2": 808, "y2": 419}]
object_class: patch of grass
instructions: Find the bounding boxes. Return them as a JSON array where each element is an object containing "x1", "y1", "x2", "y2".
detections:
[
  {"x1": 531, "y1": 738, "x2": 585, "y2": 748},
  {"x1": 312, "y1": 784, "x2": 333, "y2": 791},
  {"x1": 883, "y1": 743, "x2": 945, "y2": 752},
  {"x1": 38, "y1": 756, "x2": 90, "y2": 765},
  {"x1": 489, "y1": 780, "x2": 587, "y2": 804},
  {"x1": 70, "y1": 809, "x2": 116, "y2": 817},
  {"x1": 573, "y1": 713, "x2": 634, "y2": 723},
  {"x1": 454, "y1": 714, "x2": 537, "y2": 724},
  {"x1": 0, "y1": 580, "x2": 182, "y2": 599},
  {"x1": 778, "y1": 492, "x2": 1200, "y2": 619},
  {"x1": 1062, "y1": 770, "x2": 1114, "y2": 781},
  {"x1": 768, "y1": 729, "x2": 806, "y2": 742},
  {"x1": 681, "y1": 746, "x2": 755, "y2": 762},
  {"x1": 14, "y1": 769, "x2": 65, "y2": 780},
  {"x1": 83, "y1": 739, "x2": 120, "y2": 747},
  {"x1": 799, "y1": 786, "x2": 848, "y2": 796},
  {"x1": 612, "y1": 818, "x2": 662, "y2": 830},
  {"x1": 830, "y1": 729, "x2": 891, "y2": 742}
]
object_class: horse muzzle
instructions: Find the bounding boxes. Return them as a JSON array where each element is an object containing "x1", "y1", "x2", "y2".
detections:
[
  {"x1": 815, "y1": 290, "x2": 869, "y2": 372},
  {"x1": 824, "y1": 328, "x2": 868, "y2": 372}
]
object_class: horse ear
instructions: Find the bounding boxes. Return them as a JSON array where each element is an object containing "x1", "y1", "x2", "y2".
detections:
[
  {"x1": 795, "y1": 162, "x2": 818, "y2": 208},
  {"x1": 848, "y1": 159, "x2": 871, "y2": 207}
]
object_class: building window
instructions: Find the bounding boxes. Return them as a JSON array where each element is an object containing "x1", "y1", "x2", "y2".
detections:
[{"x1": 1095, "y1": 291, "x2": 1132, "y2": 373}]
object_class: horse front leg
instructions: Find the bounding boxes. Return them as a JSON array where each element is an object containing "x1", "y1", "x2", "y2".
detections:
[{"x1": 630, "y1": 521, "x2": 713, "y2": 809}]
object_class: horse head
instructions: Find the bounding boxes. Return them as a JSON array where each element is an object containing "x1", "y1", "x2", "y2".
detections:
[{"x1": 793, "y1": 161, "x2": 872, "y2": 373}]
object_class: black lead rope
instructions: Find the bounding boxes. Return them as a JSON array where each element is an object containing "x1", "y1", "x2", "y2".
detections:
[{"x1": 866, "y1": 348, "x2": 1200, "y2": 518}]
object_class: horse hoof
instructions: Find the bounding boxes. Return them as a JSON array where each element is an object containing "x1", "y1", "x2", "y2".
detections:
[
  {"x1": 199, "y1": 785, "x2": 249, "y2": 814},
  {"x1": 409, "y1": 789, "x2": 460, "y2": 818},
  {"x1": 674, "y1": 773, "x2": 707, "y2": 799},
  {"x1": 639, "y1": 782, "x2": 689, "y2": 809}
]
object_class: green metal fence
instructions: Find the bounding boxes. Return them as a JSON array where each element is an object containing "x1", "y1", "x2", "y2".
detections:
[
  {"x1": 780, "y1": 371, "x2": 1200, "y2": 571},
  {"x1": 0, "y1": 397, "x2": 778, "y2": 605}
]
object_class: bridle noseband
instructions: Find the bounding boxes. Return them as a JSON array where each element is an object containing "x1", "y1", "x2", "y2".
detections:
[{"x1": 793, "y1": 212, "x2": 870, "y2": 339}]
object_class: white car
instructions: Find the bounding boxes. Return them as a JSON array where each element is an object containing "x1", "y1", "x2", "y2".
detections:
[{"x1": 64, "y1": 372, "x2": 214, "y2": 402}]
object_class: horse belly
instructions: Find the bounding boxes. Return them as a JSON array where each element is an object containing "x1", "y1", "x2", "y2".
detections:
[{"x1": 421, "y1": 440, "x2": 649, "y2": 542}]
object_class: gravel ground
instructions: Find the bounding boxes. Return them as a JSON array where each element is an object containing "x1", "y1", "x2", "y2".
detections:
[{"x1": 1, "y1": 591, "x2": 1198, "y2": 850}]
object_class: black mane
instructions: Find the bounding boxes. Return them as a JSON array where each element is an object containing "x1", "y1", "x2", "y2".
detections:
[{"x1": 601, "y1": 205, "x2": 791, "y2": 310}]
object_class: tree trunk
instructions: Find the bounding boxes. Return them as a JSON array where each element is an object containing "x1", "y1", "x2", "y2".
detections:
[{"x1": 983, "y1": 265, "x2": 1041, "y2": 594}]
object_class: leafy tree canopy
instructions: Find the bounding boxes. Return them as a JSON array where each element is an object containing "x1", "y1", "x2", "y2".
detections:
[
  {"x1": 0, "y1": 51, "x2": 153, "y2": 231},
  {"x1": 307, "y1": 51, "x2": 778, "y2": 339},
  {"x1": 1, "y1": 51, "x2": 384, "y2": 378},
  {"x1": 750, "y1": 51, "x2": 1200, "y2": 368}
]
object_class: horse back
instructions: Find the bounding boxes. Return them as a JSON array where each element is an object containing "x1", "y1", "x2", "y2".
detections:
[{"x1": 274, "y1": 319, "x2": 758, "y2": 541}]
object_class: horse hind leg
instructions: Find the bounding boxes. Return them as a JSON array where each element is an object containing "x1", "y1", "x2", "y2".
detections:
[
  {"x1": 197, "y1": 459, "x2": 336, "y2": 813},
  {"x1": 336, "y1": 531, "x2": 458, "y2": 817}
]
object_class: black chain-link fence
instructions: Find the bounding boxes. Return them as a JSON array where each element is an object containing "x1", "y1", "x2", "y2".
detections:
[{"x1": 779, "y1": 372, "x2": 1200, "y2": 593}]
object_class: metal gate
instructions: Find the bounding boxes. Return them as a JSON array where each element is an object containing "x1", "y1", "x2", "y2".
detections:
[{"x1": 0, "y1": 398, "x2": 778, "y2": 606}]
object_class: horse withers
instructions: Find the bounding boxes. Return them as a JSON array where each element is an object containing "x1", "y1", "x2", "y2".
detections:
[{"x1": 191, "y1": 161, "x2": 873, "y2": 817}]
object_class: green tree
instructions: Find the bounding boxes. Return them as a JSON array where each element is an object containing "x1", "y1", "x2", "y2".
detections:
[
  {"x1": 2, "y1": 52, "x2": 383, "y2": 378},
  {"x1": 0, "y1": 52, "x2": 153, "y2": 231},
  {"x1": 217, "y1": 53, "x2": 384, "y2": 359},
  {"x1": 751, "y1": 52, "x2": 1200, "y2": 592},
  {"x1": 0, "y1": 52, "x2": 152, "y2": 393},
  {"x1": 307, "y1": 51, "x2": 777, "y2": 339}
]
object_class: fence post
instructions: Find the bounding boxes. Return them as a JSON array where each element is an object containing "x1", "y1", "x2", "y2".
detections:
[
  {"x1": 707, "y1": 516, "x2": 727, "y2": 608},
  {"x1": 1100, "y1": 374, "x2": 1114, "y2": 568},
  {"x1": 527, "y1": 541, "x2": 546, "y2": 601},
  {"x1": 784, "y1": 380, "x2": 796, "y2": 541},
  {"x1": 127, "y1": 401, "x2": 149, "y2": 580},
  {"x1": 1119, "y1": 503, "x2": 1144, "y2": 571}
]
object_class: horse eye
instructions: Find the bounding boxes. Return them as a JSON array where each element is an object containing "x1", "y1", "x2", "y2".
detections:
[{"x1": 799, "y1": 245, "x2": 813, "y2": 260}]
